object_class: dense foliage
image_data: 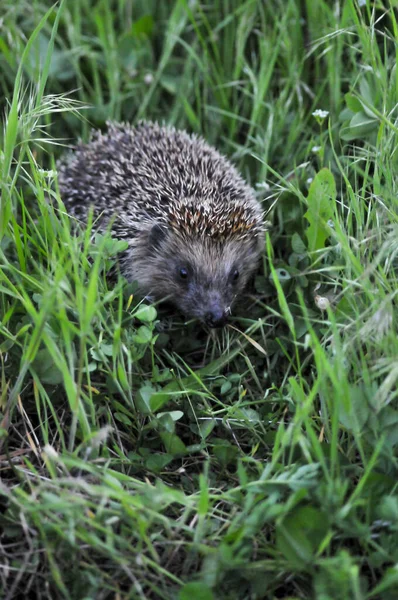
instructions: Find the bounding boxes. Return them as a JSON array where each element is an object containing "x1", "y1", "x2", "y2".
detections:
[{"x1": 0, "y1": 1, "x2": 397, "y2": 598}]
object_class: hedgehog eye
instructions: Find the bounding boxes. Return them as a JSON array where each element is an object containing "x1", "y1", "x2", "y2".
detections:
[
  {"x1": 231, "y1": 269, "x2": 240, "y2": 282},
  {"x1": 179, "y1": 267, "x2": 189, "y2": 280}
]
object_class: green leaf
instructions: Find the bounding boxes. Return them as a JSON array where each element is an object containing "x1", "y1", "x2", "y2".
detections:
[
  {"x1": 31, "y1": 348, "x2": 64, "y2": 385},
  {"x1": 134, "y1": 305, "x2": 157, "y2": 322},
  {"x1": 349, "y1": 111, "x2": 378, "y2": 136},
  {"x1": 291, "y1": 232, "x2": 307, "y2": 254},
  {"x1": 157, "y1": 410, "x2": 184, "y2": 421},
  {"x1": 90, "y1": 343, "x2": 114, "y2": 361},
  {"x1": 179, "y1": 582, "x2": 214, "y2": 600},
  {"x1": 145, "y1": 453, "x2": 173, "y2": 473},
  {"x1": 160, "y1": 74, "x2": 180, "y2": 95},
  {"x1": 359, "y1": 78, "x2": 374, "y2": 103},
  {"x1": 160, "y1": 432, "x2": 187, "y2": 455},
  {"x1": 339, "y1": 107, "x2": 355, "y2": 122},
  {"x1": 213, "y1": 440, "x2": 238, "y2": 466},
  {"x1": 359, "y1": 78, "x2": 379, "y2": 118},
  {"x1": 234, "y1": 408, "x2": 260, "y2": 423},
  {"x1": 314, "y1": 551, "x2": 359, "y2": 600},
  {"x1": 157, "y1": 413, "x2": 175, "y2": 433},
  {"x1": 220, "y1": 380, "x2": 232, "y2": 394},
  {"x1": 344, "y1": 93, "x2": 362, "y2": 113},
  {"x1": 131, "y1": 15, "x2": 154, "y2": 36},
  {"x1": 276, "y1": 506, "x2": 329, "y2": 569},
  {"x1": 149, "y1": 392, "x2": 172, "y2": 412},
  {"x1": 378, "y1": 496, "x2": 398, "y2": 523},
  {"x1": 197, "y1": 419, "x2": 216, "y2": 439},
  {"x1": 304, "y1": 168, "x2": 336, "y2": 252},
  {"x1": 26, "y1": 34, "x2": 75, "y2": 81},
  {"x1": 134, "y1": 325, "x2": 153, "y2": 344},
  {"x1": 339, "y1": 386, "x2": 370, "y2": 432},
  {"x1": 136, "y1": 384, "x2": 156, "y2": 414},
  {"x1": 340, "y1": 111, "x2": 378, "y2": 141},
  {"x1": 339, "y1": 121, "x2": 355, "y2": 141},
  {"x1": 117, "y1": 363, "x2": 130, "y2": 391},
  {"x1": 114, "y1": 412, "x2": 133, "y2": 426},
  {"x1": 91, "y1": 234, "x2": 128, "y2": 257}
]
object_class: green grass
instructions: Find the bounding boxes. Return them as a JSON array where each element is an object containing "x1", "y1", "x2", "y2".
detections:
[{"x1": 1, "y1": 0, "x2": 398, "y2": 598}]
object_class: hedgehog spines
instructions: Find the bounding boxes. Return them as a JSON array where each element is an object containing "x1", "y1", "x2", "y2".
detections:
[{"x1": 58, "y1": 121, "x2": 266, "y2": 325}]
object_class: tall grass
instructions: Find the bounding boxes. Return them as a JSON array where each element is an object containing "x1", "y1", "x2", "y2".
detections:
[{"x1": 1, "y1": 1, "x2": 398, "y2": 598}]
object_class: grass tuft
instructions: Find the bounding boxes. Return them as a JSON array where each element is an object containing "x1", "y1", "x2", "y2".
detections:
[{"x1": 1, "y1": 1, "x2": 398, "y2": 598}]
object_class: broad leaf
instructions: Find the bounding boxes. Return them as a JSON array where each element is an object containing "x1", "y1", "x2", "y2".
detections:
[{"x1": 304, "y1": 168, "x2": 336, "y2": 252}]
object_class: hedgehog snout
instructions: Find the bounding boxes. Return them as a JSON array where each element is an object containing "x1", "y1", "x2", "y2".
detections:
[
  {"x1": 202, "y1": 291, "x2": 231, "y2": 328},
  {"x1": 205, "y1": 307, "x2": 228, "y2": 328},
  {"x1": 176, "y1": 282, "x2": 232, "y2": 327}
]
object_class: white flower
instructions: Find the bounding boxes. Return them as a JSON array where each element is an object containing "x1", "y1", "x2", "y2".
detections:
[
  {"x1": 306, "y1": 177, "x2": 313, "y2": 185},
  {"x1": 358, "y1": 0, "x2": 366, "y2": 6},
  {"x1": 38, "y1": 169, "x2": 56, "y2": 178},
  {"x1": 315, "y1": 295, "x2": 331, "y2": 311},
  {"x1": 144, "y1": 73, "x2": 154, "y2": 85},
  {"x1": 256, "y1": 181, "x2": 270, "y2": 191},
  {"x1": 312, "y1": 145, "x2": 321, "y2": 153},
  {"x1": 312, "y1": 109, "x2": 329, "y2": 119}
]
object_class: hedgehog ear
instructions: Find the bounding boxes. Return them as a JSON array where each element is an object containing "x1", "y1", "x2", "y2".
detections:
[{"x1": 149, "y1": 223, "x2": 168, "y2": 249}]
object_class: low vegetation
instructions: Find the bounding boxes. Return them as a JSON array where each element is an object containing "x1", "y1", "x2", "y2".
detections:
[{"x1": 0, "y1": 1, "x2": 397, "y2": 598}]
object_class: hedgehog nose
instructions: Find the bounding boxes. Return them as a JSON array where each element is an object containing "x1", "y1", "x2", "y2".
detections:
[{"x1": 205, "y1": 309, "x2": 227, "y2": 328}]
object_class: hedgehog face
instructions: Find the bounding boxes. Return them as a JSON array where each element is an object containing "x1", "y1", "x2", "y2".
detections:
[{"x1": 140, "y1": 227, "x2": 263, "y2": 326}]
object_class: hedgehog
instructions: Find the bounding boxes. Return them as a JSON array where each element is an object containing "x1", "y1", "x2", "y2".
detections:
[{"x1": 58, "y1": 122, "x2": 265, "y2": 327}]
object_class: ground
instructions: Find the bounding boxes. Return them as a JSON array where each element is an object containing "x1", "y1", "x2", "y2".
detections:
[{"x1": 0, "y1": 1, "x2": 398, "y2": 599}]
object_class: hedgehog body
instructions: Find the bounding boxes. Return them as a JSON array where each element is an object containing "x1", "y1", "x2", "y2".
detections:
[{"x1": 58, "y1": 122, "x2": 265, "y2": 326}]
